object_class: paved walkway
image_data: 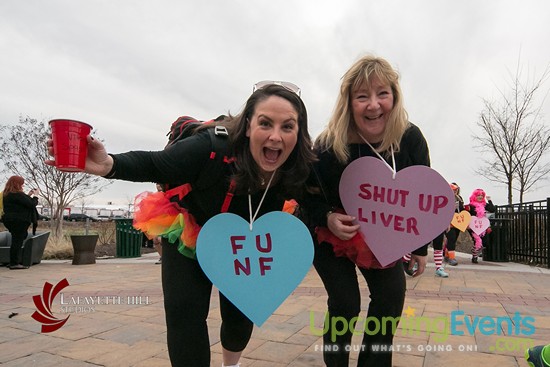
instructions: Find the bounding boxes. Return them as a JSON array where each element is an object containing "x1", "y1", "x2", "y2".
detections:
[{"x1": 1, "y1": 250, "x2": 549, "y2": 367}]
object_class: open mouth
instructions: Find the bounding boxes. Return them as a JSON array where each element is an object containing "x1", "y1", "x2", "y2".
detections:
[
  {"x1": 263, "y1": 147, "x2": 282, "y2": 163},
  {"x1": 366, "y1": 114, "x2": 383, "y2": 120}
]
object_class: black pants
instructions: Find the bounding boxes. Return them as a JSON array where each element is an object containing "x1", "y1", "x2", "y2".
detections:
[
  {"x1": 314, "y1": 241, "x2": 406, "y2": 367},
  {"x1": 432, "y1": 232, "x2": 445, "y2": 250},
  {"x1": 161, "y1": 240, "x2": 253, "y2": 367},
  {"x1": 445, "y1": 227, "x2": 460, "y2": 252},
  {"x1": 3, "y1": 219, "x2": 30, "y2": 266}
]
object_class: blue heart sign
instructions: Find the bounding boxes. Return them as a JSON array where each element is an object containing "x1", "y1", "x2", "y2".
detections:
[{"x1": 196, "y1": 211, "x2": 313, "y2": 326}]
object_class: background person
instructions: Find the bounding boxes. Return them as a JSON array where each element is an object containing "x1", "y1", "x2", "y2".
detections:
[
  {"x1": 402, "y1": 230, "x2": 449, "y2": 278},
  {"x1": 31, "y1": 188, "x2": 40, "y2": 235},
  {"x1": 444, "y1": 182, "x2": 464, "y2": 266},
  {"x1": 465, "y1": 188, "x2": 495, "y2": 263},
  {"x1": 432, "y1": 233, "x2": 448, "y2": 277},
  {"x1": 47, "y1": 83, "x2": 315, "y2": 367},
  {"x1": 1, "y1": 176, "x2": 38, "y2": 269},
  {"x1": 303, "y1": 55, "x2": 430, "y2": 366},
  {"x1": 405, "y1": 182, "x2": 464, "y2": 277}
]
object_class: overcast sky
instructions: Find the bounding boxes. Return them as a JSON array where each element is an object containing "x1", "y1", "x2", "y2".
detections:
[{"x1": 1, "y1": 0, "x2": 549, "y2": 207}]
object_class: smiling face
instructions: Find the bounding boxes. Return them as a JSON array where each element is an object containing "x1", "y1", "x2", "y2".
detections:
[
  {"x1": 470, "y1": 189, "x2": 486, "y2": 203},
  {"x1": 246, "y1": 95, "x2": 299, "y2": 176},
  {"x1": 351, "y1": 77, "x2": 394, "y2": 143}
]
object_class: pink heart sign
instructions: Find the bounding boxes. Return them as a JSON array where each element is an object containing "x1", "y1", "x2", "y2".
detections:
[
  {"x1": 468, "y1": 216, "x2": 490, "y2": 235},
  {"x1": 339, "y1": 157, "x2": 455, "y2": 266}
]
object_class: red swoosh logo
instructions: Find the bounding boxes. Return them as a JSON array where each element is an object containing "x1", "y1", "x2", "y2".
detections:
[{"x1": 32, "y1": 278, "x2": 70, "y2": 333}]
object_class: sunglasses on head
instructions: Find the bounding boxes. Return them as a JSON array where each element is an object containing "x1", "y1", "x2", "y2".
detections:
[{"x1": 253, "y1": 80, "x2": 301, "y2": 96}]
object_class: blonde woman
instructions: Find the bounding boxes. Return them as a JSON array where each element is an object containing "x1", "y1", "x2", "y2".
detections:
[{"x1": 304, "y1": 55, "x2": 430, "y2": 366}]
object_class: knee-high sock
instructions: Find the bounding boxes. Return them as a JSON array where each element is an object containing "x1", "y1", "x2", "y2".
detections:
[{"x1": 434, "y1": 250, "x2": 443, "y2": 270}]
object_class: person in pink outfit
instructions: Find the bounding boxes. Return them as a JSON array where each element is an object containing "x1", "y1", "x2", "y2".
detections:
[{"x1": 465, "y1": 188, "x2": 495, "y2": 263}]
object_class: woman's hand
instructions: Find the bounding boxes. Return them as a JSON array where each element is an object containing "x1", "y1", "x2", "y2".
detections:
[
  {"x1": 408, "y1": 254, "x2": 427, "y2": 277},
  {"x1": 46, "y1": 135, "x2": 114, "y2": 176},
  {"x1": 327, "y1": 212, "x2": 361, "y2": 241}
]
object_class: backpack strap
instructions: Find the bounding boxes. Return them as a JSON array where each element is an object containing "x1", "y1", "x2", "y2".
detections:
[
  {"x1": 192, "y1": 127, "x2": 236, "y2": 213},
  {"x1": 220, "y1": 179, "x2": 236, "y2": 213}
]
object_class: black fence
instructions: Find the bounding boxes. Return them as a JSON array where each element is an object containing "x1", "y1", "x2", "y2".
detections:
[{"x1": 493, "y1": 198, "x2": 549, "y2": 268}]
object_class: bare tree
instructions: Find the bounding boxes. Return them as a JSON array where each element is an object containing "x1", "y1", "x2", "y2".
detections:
[
  {"x1": 513, "y1": 128, "x2": 550, "y2": 203},
  {"x1": 0, "y1": 116, "x2": 111, "y2": 237},
  {"x1": 77, "y1": 197, "x2": 92, "y2": 215},
  {"x1": 473, "y1": 59, "x2": 550, "y2": 205},
  {"x1": 125, "y1": 194, "x2": 136, "y2": 218}
]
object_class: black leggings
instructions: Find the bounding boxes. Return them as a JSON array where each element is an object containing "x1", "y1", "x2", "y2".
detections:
[
  {"x1": 161, "y1": 240, "x2": 253, "y2": 367},
  {"x1": 445, "y1": 227, "x2": 460, "y2": 252},
  {"x1": 432, "y1": 232, "x2": 444, "y2": 250},
  {"x1": 314, "y1": 241, "x2": 406, "y2": 367},
  {"x1": 3, "y1": 219, "x2": 30, "y2": 266}
]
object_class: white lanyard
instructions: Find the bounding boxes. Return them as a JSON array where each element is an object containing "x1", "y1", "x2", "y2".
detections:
[
  {"x1": 357, "y1": 132, "x2": 397, "y2": 179},
  {"x1": 248, "y1": 170, "x2": 276, "y2": 230}
]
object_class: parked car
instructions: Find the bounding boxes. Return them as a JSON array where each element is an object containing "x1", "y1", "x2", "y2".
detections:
[
  {"x1": 37, "y1": 213, "x2": 50, "y2": 221},
  {"x1": 63, "y1": 213, "x2": 99, "y2": 222}
]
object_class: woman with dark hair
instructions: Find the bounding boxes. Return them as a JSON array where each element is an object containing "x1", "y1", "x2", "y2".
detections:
[
  {"x1": 47, "y1": 82, "x2": 315, "y2": 367},
  {"x1": 2, "y1": 175, "x2": 38, "y2": 269}
]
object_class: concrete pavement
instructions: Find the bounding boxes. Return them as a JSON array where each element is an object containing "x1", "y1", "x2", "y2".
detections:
[{"x1": 1, "y1": 250, "x2": 549, "y2": 366}]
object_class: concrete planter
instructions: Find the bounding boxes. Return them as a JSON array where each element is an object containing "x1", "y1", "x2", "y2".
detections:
[{"x1": 70, "y1": 234, "x2": 98, "y2": 265}]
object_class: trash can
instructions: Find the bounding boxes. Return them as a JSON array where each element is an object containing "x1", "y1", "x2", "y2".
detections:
[
  {"x1": 482, "y1": 218, "x2": 511, "y2": 262},
  {"x1": 115, "y1": 219, "x2": 142, "y2": 258}
]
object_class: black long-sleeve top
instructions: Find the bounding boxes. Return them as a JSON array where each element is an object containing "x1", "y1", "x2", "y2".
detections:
[
  {"x1": 304, "y1": 123, "x2": 431, "y2": 256},
  {"x1": 2, "y1": 192, "x2": 38, "y2": 223},
  {"x1": 454, "y1": 195, "x2": 465, "y2": 213},
  {"x1": 106, "y1": 130, "x2": 286, "y2": 226}
]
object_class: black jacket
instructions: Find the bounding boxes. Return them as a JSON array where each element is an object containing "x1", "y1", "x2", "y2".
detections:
[
  {"x1": 304, "y1": 123, "x2": 431, "y2": 256},
  {"x1": 2, "y1": 192, "x2": 38, "y2": 223},
  {"x1": 106, "y1": 130, "x2": 287, "y2": 226}
]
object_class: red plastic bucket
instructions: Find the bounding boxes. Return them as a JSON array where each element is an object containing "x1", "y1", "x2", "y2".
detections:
[{"x1": 49, "y1": 119, "x2": 92, "y2": 172}]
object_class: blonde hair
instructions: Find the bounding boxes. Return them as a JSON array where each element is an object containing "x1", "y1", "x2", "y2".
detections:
[{"x1": 316, "y1": 55, "x2": 409, "y2": 163}]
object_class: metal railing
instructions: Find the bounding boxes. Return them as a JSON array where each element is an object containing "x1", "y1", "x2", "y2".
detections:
[{"x1": 494, "y1": 198, "x2": 549, "y2": 268}]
